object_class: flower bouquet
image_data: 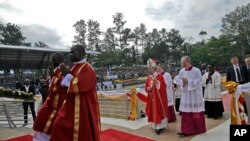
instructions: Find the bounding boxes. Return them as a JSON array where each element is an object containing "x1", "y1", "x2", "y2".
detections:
[{"x1": 0, "y1": 87, "x2": 35, "y2": 101}]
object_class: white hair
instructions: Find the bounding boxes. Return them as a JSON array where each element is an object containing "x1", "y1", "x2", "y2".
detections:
[
  {"x1": 245, "y1": 57, "x2": 250, "y2": 61},
  {"x1": 181, "y1": 56, "x2": 191, "y2": 63}
]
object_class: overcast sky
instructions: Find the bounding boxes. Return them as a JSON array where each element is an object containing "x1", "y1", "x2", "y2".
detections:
[{"x1": 0, "y1": 0, "x2": 249, "y2": 48}]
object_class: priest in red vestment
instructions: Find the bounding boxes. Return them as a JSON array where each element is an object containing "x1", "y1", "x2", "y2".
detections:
[
  {"x1": 145, "y1": 58, "x2": 169, "y2": 135},
  {"x1": 50, "y1": 45, "x2": 101, "y2": 141},
  {"x1": 33, "y1": 53, "x2": 67, "y2": 141}
]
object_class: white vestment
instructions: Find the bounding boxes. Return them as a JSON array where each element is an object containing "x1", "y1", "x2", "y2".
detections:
[
  {"x1": 33, "y1": 131, "x2": 50, "y2": 141},
  {"x1": 173, "y1": 75, "x2": 181, "y2": 99},
  {"x1": 151, "y1": 118, "x2": 168, "y2": 130},
  {"x1": 177, "y1": 67, "x2": 205, "y2": 112},
  {"x1": 235, "y1": 82, "x2": 250, "y2": 124},
  {"x1": 163, "y1": 72, "x2": 174, "y2": 106},
  {"x1": 202, "y1": 71, "x2": 222, "y2": 102}
]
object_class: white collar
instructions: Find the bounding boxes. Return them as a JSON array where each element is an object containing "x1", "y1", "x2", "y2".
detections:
[
  {"x1": 74, "y1": 59, "x2": 86, "y2": 64},
  {"x1": 233, "y1": 64, "x2": 239, "y2": 67}
]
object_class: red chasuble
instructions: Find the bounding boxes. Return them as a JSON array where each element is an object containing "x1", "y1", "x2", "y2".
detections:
[
  {"x1": 145, "y1": 74, "x2": 169, "y2": 124},
  {"x1": 50, "y1": 63, "x2": 102, "y2": 141},
  {"x1": 33, "y1": 68, "x2": 67, "y2": 134}
]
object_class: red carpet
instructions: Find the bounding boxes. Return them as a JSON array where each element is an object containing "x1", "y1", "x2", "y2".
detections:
[
  {"x1": 3, "y1": 129, "x2": 154, "y2": 141},
  {"x1": 3, "y1": 134, "x2": 32, "y2": 141},
  {"x1": 102, "y1": 129, "x2": 154, "y2": 141}
]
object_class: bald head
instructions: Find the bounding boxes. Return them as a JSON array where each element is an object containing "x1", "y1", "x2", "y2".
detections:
[
  {"x1": 51, "y1": 52, "x2": 64, "y2": 67},
  {"x1": 245, "y1": 57, "x2": 250, "y2": 65},
  {"x1": 181, "y1": 56, "x2": 192, "y2": 68},
  {"x1": 69, "y1": 44, "x2": 86, "y2": 62},
  {"x1": 24, "y1": 79, "x2": 30, "y2": 85}
]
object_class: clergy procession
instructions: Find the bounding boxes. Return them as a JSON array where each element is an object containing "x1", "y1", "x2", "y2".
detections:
[
  {"x1": 23, "y1": 44, "x2": 250, "y2": 140},
  {"x1": 0, "y1": 44, "x2": 250, "y2": 141},
  {"x1": 1, "y1": 1, "x2": 250, "y2": 141}
]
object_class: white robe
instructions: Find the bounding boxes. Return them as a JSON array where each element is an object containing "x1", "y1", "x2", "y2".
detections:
[
  {"x1": 234, "y1": 82, "x2": 250, "y2": 124},
  {"x1": 163, "y1": 72, "x2": 174, "y2": 106},
  {"x1": 33, "y1": 131, "x2": 50, "y2": 141},
  {"x1": 151, "y1": 118, "x2": 168, "y2": 130},
  {"x1": 177, "y1": 67, "x2": 205, "y2": 112},
  {"x1": 202, "y1": 71, "x2": 222, "y2": 102},
  {"x1": 173, "y1": 75, "x2": 181, "y2": 99}
]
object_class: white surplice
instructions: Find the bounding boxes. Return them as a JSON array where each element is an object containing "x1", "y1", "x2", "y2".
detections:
[
  {"x1": 33, "y1": 131, "x2": 50, "y2": 141},
  {"x1": 173, "y1": 75, "x2": 181, "y2": 99},
  {"x1": 163, "y1": 72, "x2": 174, "y2": 106},
  {"x1": 202, "y1": 71, "x2": 222, "y2": 102},
  {"x1": 177, "y1": 67, "x2": 205, "y2": 112}
]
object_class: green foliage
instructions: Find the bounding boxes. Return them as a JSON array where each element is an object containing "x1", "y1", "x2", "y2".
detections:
[
  {"x1": 95, "y1": 49, "x2": 122, "y2": 67},
  {"x1": 73, "y1": 19, "x2": 87, "y2": 47},
  {"x1": 87, "y1": 19, "x2": 101, "y2": 51},
  {"x1": 34, "y1": 41, "x2": 49, "y2": 48},
  {"x1": 142, "y1": 29, "x2": 185, "y2": 66},
  {"x1": 0, "y1": 23, "x2": 26, "y2": 45},
  {"x1": 190, "y1": 35, "x2": 242, "y2": 66},
  {"x1": 221, "y1": 3, "x2": 250, "y2": 55}
]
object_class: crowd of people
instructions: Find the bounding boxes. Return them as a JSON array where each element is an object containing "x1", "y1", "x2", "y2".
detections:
[{"x1": 96, "y1": 68, "x2": 148, "y2": 80}]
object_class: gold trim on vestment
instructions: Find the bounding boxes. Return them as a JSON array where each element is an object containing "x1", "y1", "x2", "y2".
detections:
[
  {"x1": 43, "y1": 93, "x2": 60, "y2": 133},
  {"x1": 94, "y1": 92, "x2": 102, "y2": 141},
  {"x1": 72, "y1": 63, "x2": 87, "y2": 141}
]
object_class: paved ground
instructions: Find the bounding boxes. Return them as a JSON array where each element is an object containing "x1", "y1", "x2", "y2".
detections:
[
  {"x1": 0, "y1": 88, "x2": 232, "y2": 141},
  {"x1": 0, "y1": 112, "x2": 230, "y2": 141}
]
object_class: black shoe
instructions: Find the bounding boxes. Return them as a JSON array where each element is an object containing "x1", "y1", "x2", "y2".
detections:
[
  {"x1": 155, "y1": 129, "x2": 163, "y2": 135},
  {"x1": 22, "y1": 123, "x2": 28, "y2": 127},
  {"x1": 177, "y1": 131, "x2": 187, "y2": 136},
  {"x1": 213, "y1": 117, "x2": 219, "y2": 120}
]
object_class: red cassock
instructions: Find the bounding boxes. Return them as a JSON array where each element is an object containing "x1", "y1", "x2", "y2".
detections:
[
  {"x1": 145, "y1": 74, "x2": 169, "y2": 124},
  {"x1": 33, "y1": 68, "x2": 67, "y2": 134},
  {"x1": 50, "y1": 63, "x2": 102, "y2": 141}
]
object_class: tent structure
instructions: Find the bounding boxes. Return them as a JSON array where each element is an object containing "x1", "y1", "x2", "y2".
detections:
[
  {"x1": 0, "y1": 44, "x2": 100, "y2": 70},
  {"x1": 0, "y1": 44, "x2": 100, "y2": 78}
]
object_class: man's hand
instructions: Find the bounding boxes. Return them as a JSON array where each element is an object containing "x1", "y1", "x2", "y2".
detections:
[
  {"x1": 60, "y1": 63, "x2": 70, "y2": 76},
  {"x1": 48, "y1": 67, "x2": 55, "y2": 78},
  {"x1": 182, "y1": 78, "x2": 188, "y2": 85},
  {"x1": 147, "y1": 87, "x2": 152, "y2": 92}
]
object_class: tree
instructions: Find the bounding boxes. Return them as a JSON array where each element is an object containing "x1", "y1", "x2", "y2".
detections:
[
  {"x1": 120, "y1": 28, "x2": 134, "y2": 55},
  {"x1": 95, "y1": 49, "x2": 122, "y2": 67},
  {"x1": 199, "y1": 30, "x2": 207, "y2": 42},
  {"x1": 221, "y1": 3, "x2": 250, "y2": 55},
  {"x1": 87, "y1": 19, "x2": 101, "y2": 51},
  {"x1": 190, "y1": 35, "x2": 241, "y2": 67},
  {"x1": 112, "y1": 12, "x2": 126, "y2": 51},
  {"x1": 34, "y1": 41, "x2": 49, "y2": 48},
  {"x1": 150, "y1": 28, "x2": 160, "y2": 46},
  {"x1": 142, "y1": 29, "x2": 185, "y2": 66},
  {"x1": 103, "y1": 28, "x2": 116, "y2": 51},
  {"x1": 0, "y1": 23, "x2": 26, "y2": 45},
  {"x1": 73, "y1": 19, "x2": 87, "y2": 47},
  {"x1": 159, "y1": 28, "x2": 168, "y2": 42},
  {"x1": 134, "y1": 23, "x2": 147, "y2": 53},
  {"x1": 22, "y1": 42, "x2": 32, "y2": 47},
  {"x1": 167, "y1": 29, "x2": 185, "y2": 65}
]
